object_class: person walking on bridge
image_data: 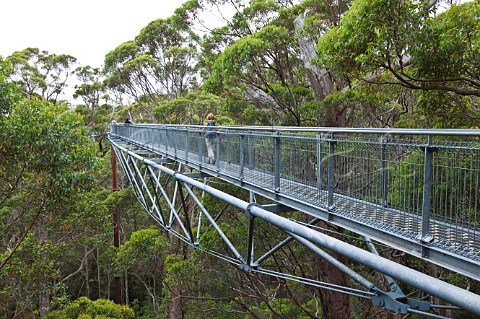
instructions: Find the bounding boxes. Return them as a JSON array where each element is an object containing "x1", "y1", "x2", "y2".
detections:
[{"x1": 202, "y1": 113, "x2": 217, "y2": 164}]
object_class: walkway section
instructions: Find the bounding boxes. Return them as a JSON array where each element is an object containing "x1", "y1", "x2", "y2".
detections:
[{"x1": 110, "y1": 124, "x2": 480, "y2": 280}]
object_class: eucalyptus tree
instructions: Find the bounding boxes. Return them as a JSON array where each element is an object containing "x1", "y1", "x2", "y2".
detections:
[
  {"x1": 6, "y1": 48, "x2": 76, "y2": 103},
  {"x1": 0, "y1": 74, "x2": 98, "y2": 316},
  {"x1": 317, "y1": 0, "x2": 479, "y2": 96},
  {"x1": 203, "y1": 0, "x2": 318, "y2": 126},
  {"x1": 115, "y1": 227, "x2": 168, "y2": 315},
  {"x1": 153, "y1": 91, "x2": 226, "y2": 124},
  {"x1": 74, "y1": 66, "x2": 105, "y2": 125},
  {"x1": 293, "y1": 0, "x2": 354, "y2": 126},
  {"x1": 104, "y1": 15, "x2": 201, "y2": 120},
  {"x1": 73, "y1": 66, "x2": 113, "y2": 154},
  {"x1": 0, "y1": 57, "x2": 19, "y2": 115},
  {"x1": 315, "y1": 0, "x2": 480, "y2": 127}
]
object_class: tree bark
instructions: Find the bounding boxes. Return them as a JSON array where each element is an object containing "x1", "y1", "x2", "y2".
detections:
[
  {"x1": 124, "y1": 230, "x2": 130, "y2": 306},
  {"x1": 166, "y1": 165, "x2": 185, "y2": 319},
  {"x1": 295, "y1": 13, "x2": 341, "y2": 127},
  {"x1": 315, "y1": 223, "x2": 352, "y2": 319},
  {"x1": 38, "y1": 232, "x2": 50, "y2": 317},
  {"x1": 85, "y1": 246, "x2": 90, "y2": 298}
]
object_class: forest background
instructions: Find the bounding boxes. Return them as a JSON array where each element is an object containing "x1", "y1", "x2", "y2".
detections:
[{"x1": 0, "y1": 0, "x2": 479, "y2": 318}]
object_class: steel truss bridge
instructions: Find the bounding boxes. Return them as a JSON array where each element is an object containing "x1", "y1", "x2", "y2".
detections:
[{"x1": 109, "y1": 124, "x2": 480, "y2": 317}]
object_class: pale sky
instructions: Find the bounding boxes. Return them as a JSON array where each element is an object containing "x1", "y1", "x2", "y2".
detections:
[{"x1": 0, "y1": 0, "x2": 188, "y2": 68}]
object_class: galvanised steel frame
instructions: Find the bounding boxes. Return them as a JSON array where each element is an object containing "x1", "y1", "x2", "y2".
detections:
[{"x1": 109, "y1": 124, "x2": 480, "y2": 317}]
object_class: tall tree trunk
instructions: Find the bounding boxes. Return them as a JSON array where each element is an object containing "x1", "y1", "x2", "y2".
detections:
[
  {"x1": 295, "y1": 13, "x2": 345, "y2": 127},
  {"x1": 167, "y1": 228, "x2": 184, "y2": 319},
  {"x1": 39, "y1": 289, "x2": 50, "y2": 318},
  {"x1": 123, "y1": 228, "x2": 130, "y2": 306},
  {"x1": 315, "y1": 223, "x2": 351, "y2": 319},
  {"x1": 429, "y1": 264, "x2": 452, "y2": 317},
  {"x1": 168, "y1": 296, "x2": 184, "y2": 319},
  {"x1": 167, "y1": 166, "x2": 185, "y2": 319},
  {"x1": 38, "y1": 232, "x2": 50, "y2": 317},
  {"x1": 97, "y1": 248, "x2": 101, "y2": 298},
  {"x1": 85, "y1": 245, "x2": 90, "y2": 298}
]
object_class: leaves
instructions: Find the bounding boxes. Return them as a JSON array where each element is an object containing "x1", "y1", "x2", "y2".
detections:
[
  {"x1": 0, "y1": 57, "x2": 20, "y2": 115},
  {"x1": 47, "y1": 297, "x2": 134, "y2": 319},
  {"x1": 116, "y1": 227, "x2": 167, "y2": 271},
  {"x1": 316, "y1": 0, "x2": 480, "y2": 97},
  {"x1": 6, "y1": 48, "x2": 77, "y2": 103}
]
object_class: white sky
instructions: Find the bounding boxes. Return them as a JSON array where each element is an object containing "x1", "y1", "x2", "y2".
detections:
[{"x1": 0, "y1": 0, "x2": 188, "y2": 68}]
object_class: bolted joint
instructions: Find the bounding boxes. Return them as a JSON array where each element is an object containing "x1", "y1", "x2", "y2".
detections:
[
  {"x1": 371, "y1": 290, "x2": 409, "y2": 314},
  {"x1": 239, "y1": 263, "x2": 253, "y2": 272}
]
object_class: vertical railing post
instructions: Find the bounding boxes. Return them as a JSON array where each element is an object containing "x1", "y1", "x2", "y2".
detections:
[
  {"x1": 158, "y1": 126, "x2": 163, "y2": 152},
  {"x1": 173, "y1": 128, "x2": 177, "y2": 159},
  {"x1": 216, "y1": 131, "x2": 220, "y2": 171},
  {"x1": 328, "y1": 134, "x2": 336, "y2": 210},
  {"x1": 240, "y1": 134, "x2": 245, "y2": 180},
  {"x1": 274, "y1": 131, "x2": 281, "y2": 192},
  {"x1": 165, "y1": 127, "x2": 169, "y2": 156},
  {"x1": 316, "y1": 133, "x2": 323, "y2": 193},
  {"x1": 226, "y1": 129, "x2": 230, "y2": 164},
  {"x1": 248, "y1": 130, "x2": 253, "y2": 169},
  {"x1": 186, "y1": 128, "x2": 190, "y2": 163},
  {"x1": 198, "y1": 130, "x2": 203, "y2": 167},
  {"x1": 381, "y1": 135, "x2": 388, "y2": 207},
  {"x1": 420, "y1": 135, "x2": 435, "y2": 253}
]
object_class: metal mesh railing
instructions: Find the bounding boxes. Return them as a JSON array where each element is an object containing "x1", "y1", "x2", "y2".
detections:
[{"x1": 110, "y1": 124, "x2": 480, "y2": 262}]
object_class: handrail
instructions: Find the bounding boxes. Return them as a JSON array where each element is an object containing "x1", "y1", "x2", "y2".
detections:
[{"x1": 115, "y1": 123, "x2": 480, "y2": 136}]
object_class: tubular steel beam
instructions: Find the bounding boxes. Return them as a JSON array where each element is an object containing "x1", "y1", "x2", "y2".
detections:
[
  {"x1": 254, "y1": 218, "x2": 320, "y2": 266},
  {"x1": 286, "y1": 231, "x2": 375, "y2": 291},
  {"x1": 182, "y1": 183, "x2": 244, "y2": 262}
]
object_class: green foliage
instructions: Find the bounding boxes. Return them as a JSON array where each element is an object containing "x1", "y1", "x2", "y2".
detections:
[
  {"x1": 104, "y1": 41, "x2": 140, "y2": 71},
  {"x1": 6, "y1": 48, "x2": 77, "y2": 102},
  {"x1": 316, "y1": 0, "x2": 422, "y2": 76},
  {"x1": 205, "y1": 36, "x2": 266, "y2": 92},
  {"x1": 316, "y1": 0, "x2": 480, "y2": 98},
  {"x1": 116, "y1": 227, "x2": 167, "y2": 271},
  {"x1": 413, "y1": 2, "x2": 480, "y2": 82},
  {"x1": 415, "y1": 91, "x2": 480, "y2": 128},
  {"x1": 0, "y1": 234, "x2": 65, "y2": 316},
  {"x1": 164, "y1": 254, "x2": 195, "y2": 289},
  {"x1": 153, "y1": 91, "x2": 227, "y2": 124},
  {"x1": 0, "y1": 96, "x2": 100, "y2": 317},
  {"x1": 172, "y1": 0, "x2": 201, "y2": 29},
  {"x1": 47, "y1": 297, "x2": 134, "y2": 319},
  {"x1": 0, "y1": 98, "x2": 98, "y2": 203},
  {"x1": 0, "y1": 57, "x2": 20, "y2": 115}
]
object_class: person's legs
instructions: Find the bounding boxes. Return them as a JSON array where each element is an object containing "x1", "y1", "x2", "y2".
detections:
[{"x1": 205, "y1": 138, "x2": 215, "y2": 164}]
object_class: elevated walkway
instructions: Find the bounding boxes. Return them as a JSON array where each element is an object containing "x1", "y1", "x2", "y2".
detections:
[{"x1": 109, "y1": 124, "x2": 480, "y2": 317}]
